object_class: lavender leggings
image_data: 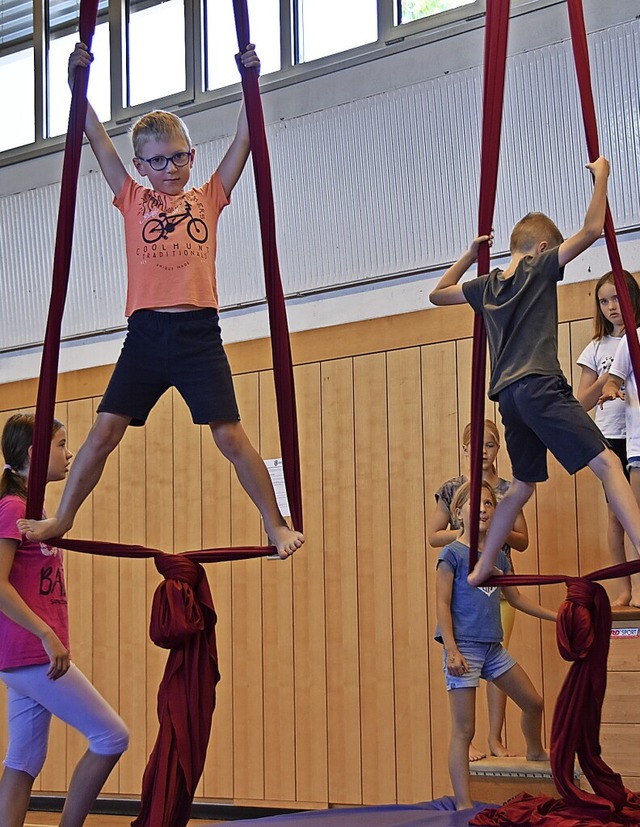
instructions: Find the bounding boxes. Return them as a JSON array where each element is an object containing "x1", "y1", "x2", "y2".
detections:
[{"x1": 1, "y1": 663, "x2": 129, "y2": 778}]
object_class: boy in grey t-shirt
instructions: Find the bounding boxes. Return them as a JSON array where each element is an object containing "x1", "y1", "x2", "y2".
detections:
[{"x1": 430, "y1": 157, "x2": 640, "y2": 586}]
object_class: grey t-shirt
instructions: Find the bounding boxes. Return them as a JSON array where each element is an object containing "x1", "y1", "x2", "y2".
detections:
[
  {"x1": 434, "y1": 540, "x2": 510, "y2": 645},
  {"x1": 462, "y1": 247, "x2": 565, "y2": 400}
]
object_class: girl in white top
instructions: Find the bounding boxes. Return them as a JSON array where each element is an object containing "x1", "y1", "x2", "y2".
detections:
[{"x1": 577, "y1": 269, "x2": 640, "y2": 606}]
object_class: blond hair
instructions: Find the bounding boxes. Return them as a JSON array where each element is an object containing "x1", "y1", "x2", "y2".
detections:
[
  {"x1": 461, "y1": 419, "x2": 500, "y2": 448},
  {"x1": 509, "y1": 211, "x2": 564, "y2": 253},
  {"x1": 450, "y1": 479, "x2": 496, "y2": 516},
  {"x1": 131, "y1": 110, "x2": 191, "y2": 157}
]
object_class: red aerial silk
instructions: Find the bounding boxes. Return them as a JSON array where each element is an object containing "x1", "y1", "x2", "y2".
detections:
[
  {"x1": 22, "y1": 0, "x2": 302, "y2": 824},
  {"x1": 467, "y1": 0, "x2": 510, "y2": 569},
  {"x1": 468, "y1": 0, "x2": 640, "y2": 823}
]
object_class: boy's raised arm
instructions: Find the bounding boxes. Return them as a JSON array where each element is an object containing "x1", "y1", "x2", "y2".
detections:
[
  {"x1": 69, "y1": 42, "x2": 127, "y2": 197},
  {"x1": 429, "y1": 234, "x2": 492, "y2": 306},
  {"x1": 557, "y1": 156, "x2": 609, "y2": 268},
  {"x1": 217, "y1": 45, "x2": 260, "y2": 198}
]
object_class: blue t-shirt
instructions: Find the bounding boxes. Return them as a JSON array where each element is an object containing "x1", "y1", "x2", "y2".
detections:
[{"x1": 434, "y1": 540, "x2": 510, "y2": 645}]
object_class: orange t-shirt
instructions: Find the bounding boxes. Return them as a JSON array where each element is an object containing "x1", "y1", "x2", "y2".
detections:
[{"x1": 114, "y1": 173, "x2": 230, "y2": 317}]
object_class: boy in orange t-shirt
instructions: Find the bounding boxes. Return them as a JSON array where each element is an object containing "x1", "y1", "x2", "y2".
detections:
[{"x1": 20, "y1": 43, "x2": 304, "y2": 560}]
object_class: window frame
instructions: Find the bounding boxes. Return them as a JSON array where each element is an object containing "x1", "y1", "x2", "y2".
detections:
[{"x1": 0, "y1": 0, "x2": 566, "y2": 167}]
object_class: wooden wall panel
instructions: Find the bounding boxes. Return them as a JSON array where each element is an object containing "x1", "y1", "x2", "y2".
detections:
[
  {"x1": 1, "y1": 276, "x2": 634, "y2": 810},
  {"x1": 291, "y1": 362, "x2": 329, "y2": 806},
  {"x1": 118, "y1": 422, "x2": 149, "y2": 795},
  {"x1": 387, "y1": 347, "x2": 430, "y2": 804},
  {"x1": 422, "y1": 341, "x2": 459, "y2": 798},
  {"x1": 353, "y1": 353, "x2": 396, "y2": 805},
  {"x1": 260, "y1": 370, "x2": 297, "y2": 804},
  {"x1": 322, "y1": 358, "x2": 361, "y2": 805},
  {"x1": 201, "y1": 408, "x2": 234, "y2": 801},
  {"x1": 230, "y1": 373, "x2": 265, "y2": 802}
]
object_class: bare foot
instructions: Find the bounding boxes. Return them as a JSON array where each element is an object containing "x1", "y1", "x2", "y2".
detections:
[
  {"x1": 611, "y1": 594, "x2": 631, "y2": 608},
  {"x1": 526, "y1": 749, "x2": 549, "y2": 761},
  {"x1": 456, "y1": 801, "x2": 474, "y2": 811},
  {"x1": 16, "y1": 516, "x2": 69, "y2": 543},
  {"x1": 467, "y1": 557, "x2": 500, "y2": 587},
  {"x1": 630, "y1": 596, "x2": 640, "y2": 609},
  {"x1": 469, "y1": 743, "x2": 486, "y2": 762},
  {"x1": 489, "y1": 741, "x2": 515, "y2": 758},
  {"x1": 268, "y1": 524, "x2": 305, "y2": 559}
]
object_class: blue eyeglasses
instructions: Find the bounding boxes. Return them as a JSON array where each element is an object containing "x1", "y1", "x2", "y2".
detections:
[{"x1": 136, "y1": 151, "x2": 192, "y2": 171}]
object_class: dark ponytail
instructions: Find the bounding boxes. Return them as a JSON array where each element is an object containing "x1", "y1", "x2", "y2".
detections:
[{"x1": 1, "y1": 413, "x2": 63, "y2": 501}]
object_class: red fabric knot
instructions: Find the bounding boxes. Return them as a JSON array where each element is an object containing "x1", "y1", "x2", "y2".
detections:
[
  {"x1": 556, "y1": 578, "x2": 597, "y2": 662},
  {"x1": 150, "y1": 556, "x2": 206, "y2": 649}
]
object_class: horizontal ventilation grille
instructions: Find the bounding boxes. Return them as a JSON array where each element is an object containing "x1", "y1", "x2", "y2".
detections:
[{"x1": 1, "y1": 18, "x2": 639, "y2": 351}]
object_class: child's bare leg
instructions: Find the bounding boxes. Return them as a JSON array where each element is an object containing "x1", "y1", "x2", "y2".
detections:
[
  {"x1": 210, "y1": 421, "x2": 304, "y2": 558},
  {"x1": 18, "y1": 412, "x2": 130, "y2": 543},
  {"x1": 0, "y1": 767, "x2": 34, "y2": 827},
  {"x1": 591, "y1": 450, "x2": 640, "y2": 606},
  {"x1": 487, "y1": 681, "x2": 513, "y2": 757},
  {"x1": 489, "y1": 600, "x2": 515, "y2": 755},
  {"x1": 448, "y1": 687, "x2": 477, "y2": 810},
  {"x1": 493, "y1": 664, "x2": 546, "y2": 760},
  {"x1": 59, "y1": 749, "x2": 122, "y2": 827},
  {"x1": 468, "y1": 480, "x2": 535, "y2": 586},
  {"x1": 607, "y1": 509, "x2": 631, "y2": 606},
  {"x1": 628, "y1": 470, "x2": 640, "y2": 606}
]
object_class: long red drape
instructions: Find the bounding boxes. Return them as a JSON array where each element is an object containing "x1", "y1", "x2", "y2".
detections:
[
  {"x1": 469, "y1": 1, "x2": 640, "y2": 824},
  {"x1": 23, "y1": 0, "x2": 302, "y2": 824}
]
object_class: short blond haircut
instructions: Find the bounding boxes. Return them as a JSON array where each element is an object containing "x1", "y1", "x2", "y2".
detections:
[
  {"x1": 131, "y1": 110, "x2": 192, "y2": 157},
  {"x1": 509, "y1": 211, "x2": 564, "y2": 253},
  {"x1": 450, "y1": 479, "x2": 496, "y2": 516}
]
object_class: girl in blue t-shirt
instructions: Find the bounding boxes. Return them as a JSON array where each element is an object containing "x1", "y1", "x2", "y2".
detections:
[{"x1": 435, "y1": 480, "x2": 556, "y2": 811}]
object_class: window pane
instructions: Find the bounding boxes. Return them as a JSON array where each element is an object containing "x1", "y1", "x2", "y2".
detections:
[
  {"x1": 398, "y1": 0, "x2": 475, "y2": 25},
  {"x1": 48, "y1": 22, "x2": 111, "y2": 138},
  {"x1": 205, "y1": 0, "x2": 280, "y2": 91},
  {"x1": 128, "y1": 0, "x2": 185, "y2": 106},
  {"x1": 0, "y1": 47, "x2": 34, "y2": 150},
  {"x1": 297, "y1": 0, "x2": 376, "y2": 63}
]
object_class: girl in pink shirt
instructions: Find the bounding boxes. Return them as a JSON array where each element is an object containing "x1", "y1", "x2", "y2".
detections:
[{"x1": 0, "y1": 414, "x2": 128, "y2": 827}]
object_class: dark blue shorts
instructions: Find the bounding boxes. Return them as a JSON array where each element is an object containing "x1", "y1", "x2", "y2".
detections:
[
  {"x1": 98, "y1": 308, "x2": 240, "y2": 426},
  {"x1": 498, "y1": 374, "x2": 607, "y2": 483}
]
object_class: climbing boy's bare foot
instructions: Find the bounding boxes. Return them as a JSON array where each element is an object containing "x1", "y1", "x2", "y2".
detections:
[
  {"x1": 467, "y1": 557, "x2": 499, "y2": 587},
  {"x1": 16, "y1": 516, "x2": 69, "y2": 543},
  {"x1": 269, "y1": 525, "x2": 305, "y2": 559},
  {"x1": 468, "y1": 743, "x2": 486, "y2": 762}
]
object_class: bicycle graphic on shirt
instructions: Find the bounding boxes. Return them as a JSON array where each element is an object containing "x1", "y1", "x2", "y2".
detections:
[{"x1": 142, "y1": 200, "x2": 208, "y2": 244}]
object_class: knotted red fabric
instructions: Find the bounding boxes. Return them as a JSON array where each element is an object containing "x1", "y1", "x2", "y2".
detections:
[{"x1": 23, "y1": 0, "x2": 302, "y2": 824}]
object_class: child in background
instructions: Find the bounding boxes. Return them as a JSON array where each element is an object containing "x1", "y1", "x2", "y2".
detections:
[
  {"x1": 435, "y1": 480, "x2": 556, "y2": 811},
  {"x1": 577, "y1": 270, "x2": 640, "y2": 606},
  {"x1": 0, "y1": 414, "x2": 129, "y2": 827},
  {"x1": 429, "y1": 419, "x2": 528, "y2": 759},
  {"x1": 19, "y1": 43, "x2": 304, "y2": 560},
  {"x1": 430, "y1": 157, "x2": 640, "y2": 586},
  {"x1": 598, "y1": 286, "x2": 640, "y2": 608}
]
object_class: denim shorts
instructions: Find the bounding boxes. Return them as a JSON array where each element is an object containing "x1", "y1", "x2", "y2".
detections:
[
  {"x1": 443, "y1": 641, "x2": 516, "y2": 691},
  {"x1": 498, "y1": 374, "x2": 607, "y2": 483},
  {"x1": 98, "y1": 308, "x2": 240, "y2": 426}
]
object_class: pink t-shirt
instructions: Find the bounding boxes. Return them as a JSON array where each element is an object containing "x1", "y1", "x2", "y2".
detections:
[
  {"x1": 114, "y1": 173, "x2": 230, "y2": 317},
  {"x1": 0, "y1": 495, "x2": 70, "y2": 670}
]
